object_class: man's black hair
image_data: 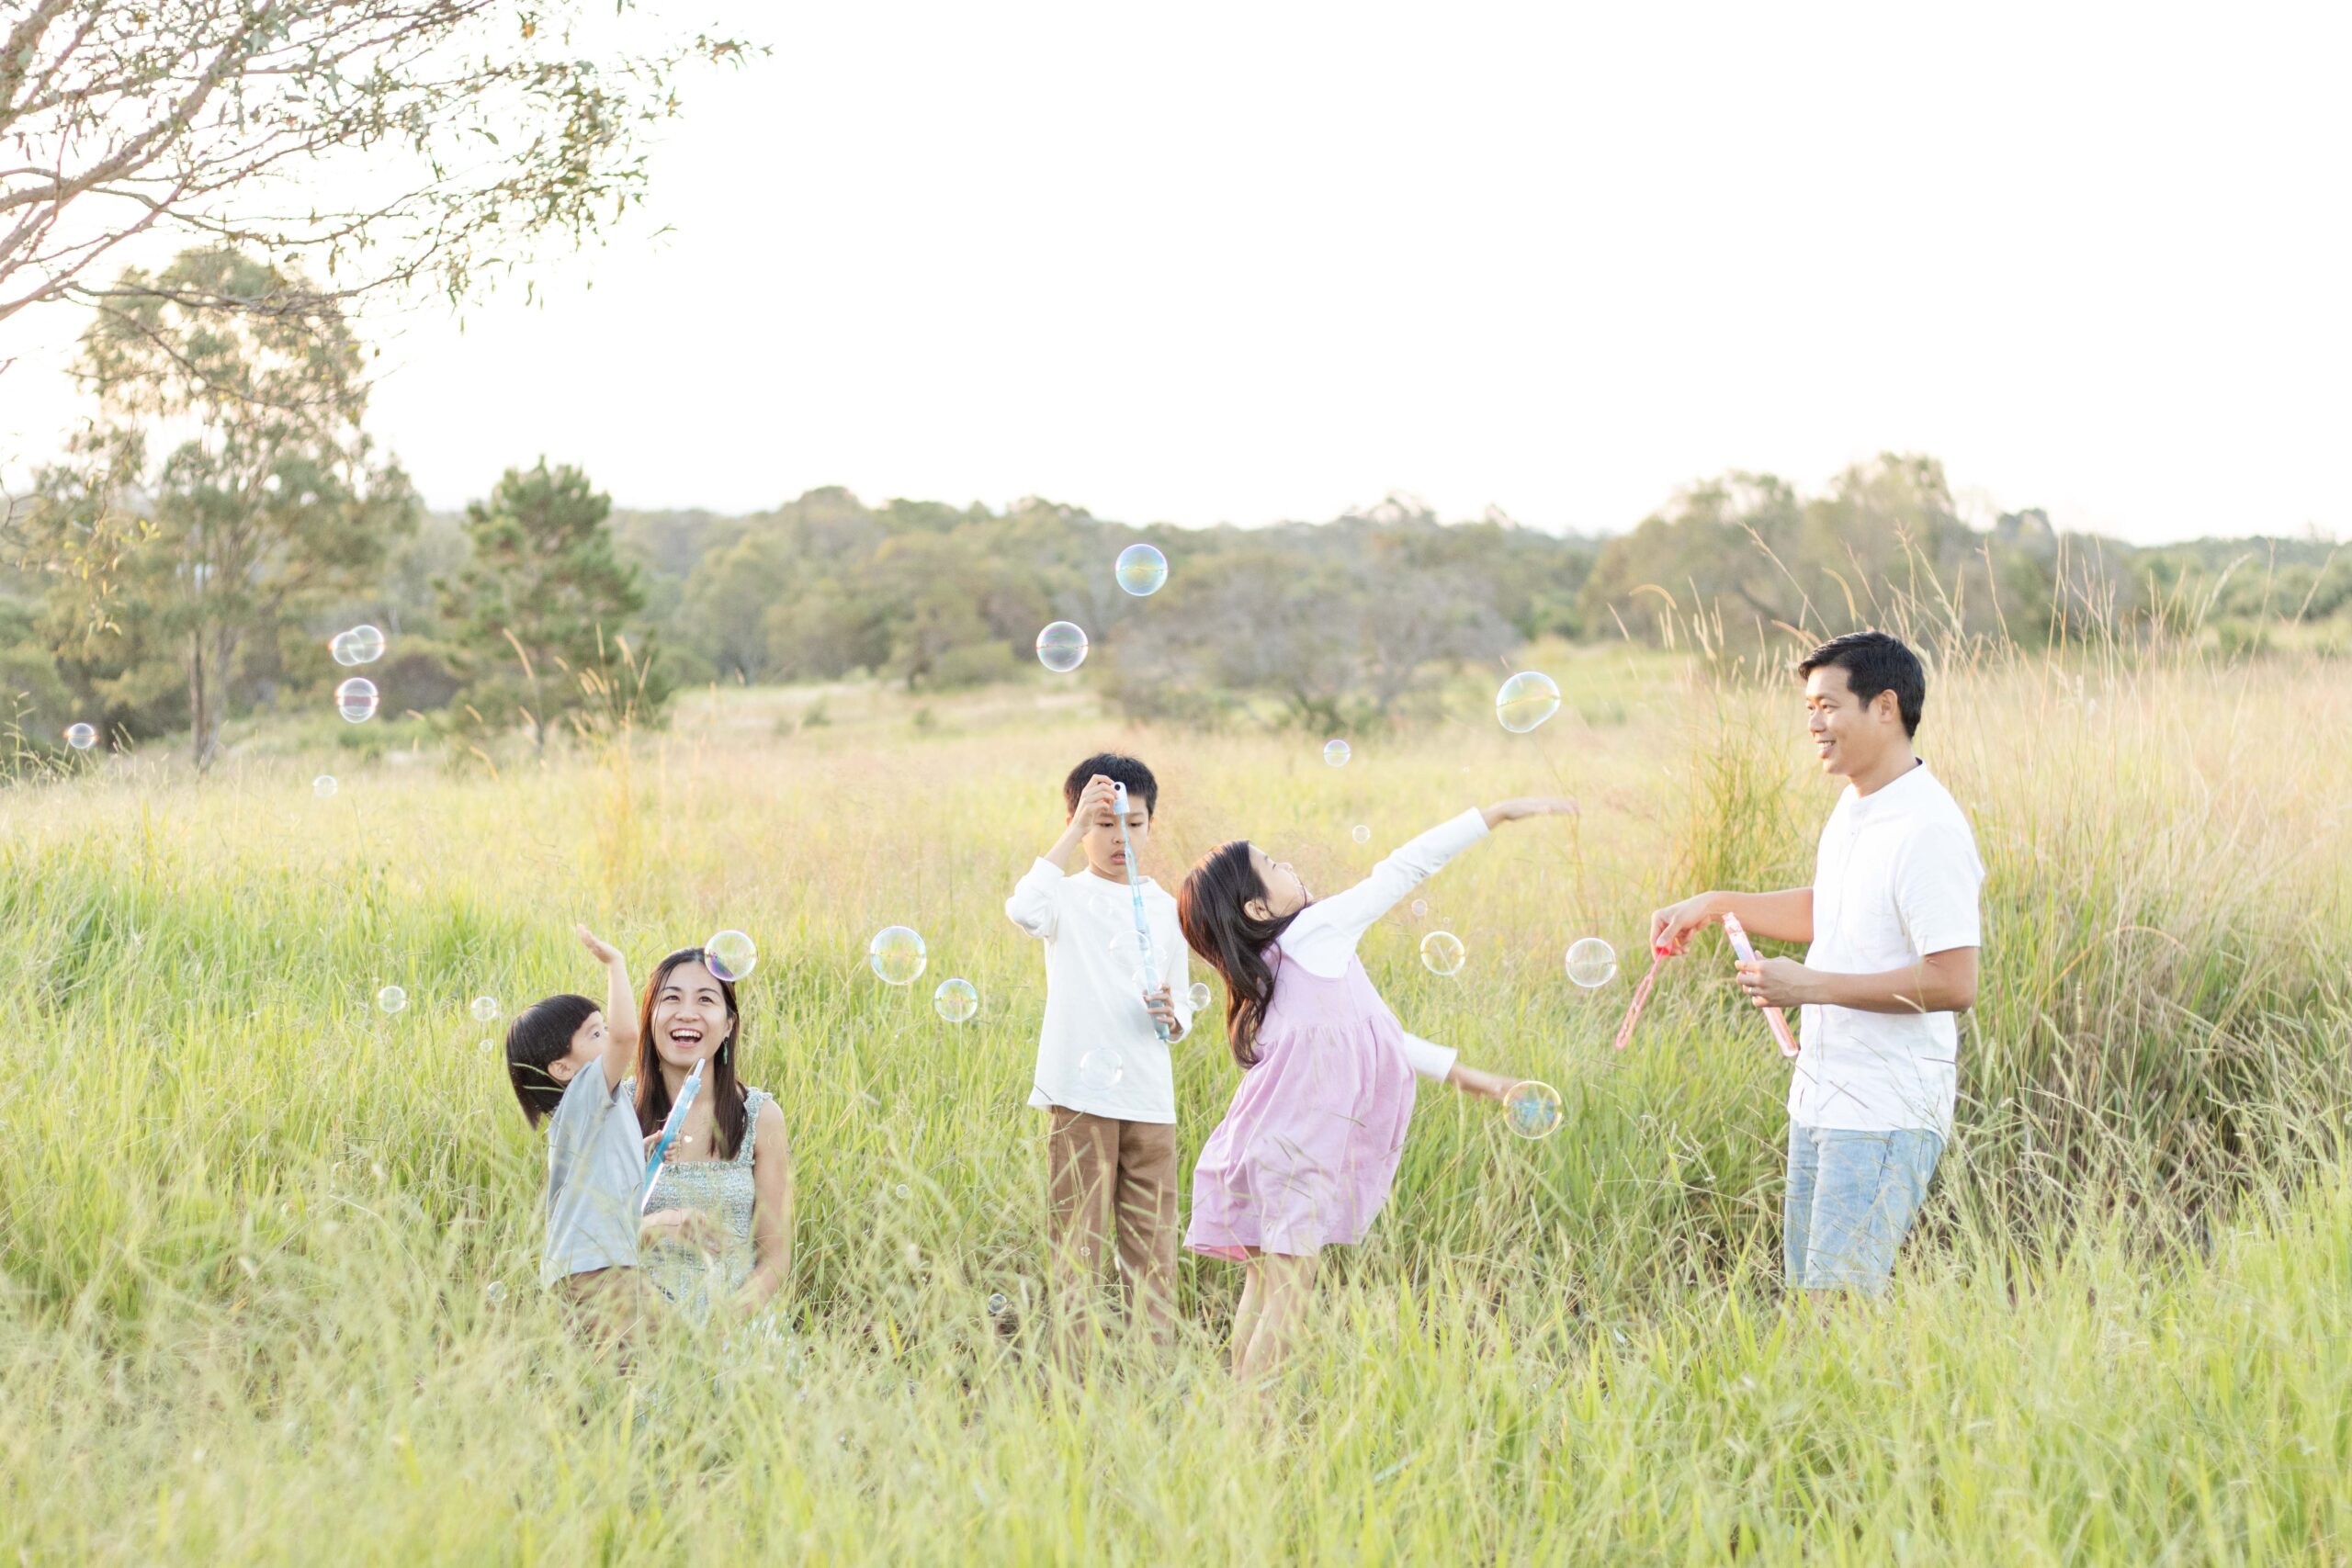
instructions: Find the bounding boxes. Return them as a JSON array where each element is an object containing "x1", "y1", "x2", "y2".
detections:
[
  {"x1": 1064, "y1": 752, "x2": 1159, "y2": 818},
  {"x1": 1796, "y1": 631, "x2": 1926, "y2": 737}
]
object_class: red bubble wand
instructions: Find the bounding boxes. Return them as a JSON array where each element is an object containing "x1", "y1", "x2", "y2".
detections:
[
  {"x1": 1611, "y1": 946, "x2": 1668, "y2": 1051},
  {"x1": 1611, "y1": 918, "x2": 1802, "y2": 1058}
]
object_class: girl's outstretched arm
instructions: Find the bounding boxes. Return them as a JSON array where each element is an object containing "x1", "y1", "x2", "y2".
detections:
[
  {"x1": 575, "y1": 924, "x2": 637, "y2": 1087},
  {"x1": 1480, "y1": 796, "x2": 1580, "y2": 831},
  {"x1": 1300, "y1": 797, "x2": 1580, "y2": 957},
  {"x1": 1399, "y1": 1032, "x2": 1510, "y2": 1100}
]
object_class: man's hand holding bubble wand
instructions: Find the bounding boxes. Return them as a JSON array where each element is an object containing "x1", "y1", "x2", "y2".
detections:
[{"x1": 1630, "y1": 899, "x2": 1804, "y2": 1058}]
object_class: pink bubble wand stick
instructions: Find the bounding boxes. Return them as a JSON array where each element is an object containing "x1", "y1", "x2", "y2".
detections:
[
  {"x1": 1720, "y1": 913, "x2": 1800, "y2": 1058},
  {"x1": 1611, "y1": 947, "x2": 1668, "y2": 1051}
]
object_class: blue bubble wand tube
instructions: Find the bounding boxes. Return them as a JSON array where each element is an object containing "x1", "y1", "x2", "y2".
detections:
[
  {"x1": 639, "y1": 1056, "x2": 707, "y2": 1212},
  {"x1": 1113, "y1": 782, "x2": 1170, "y2": 1043}
]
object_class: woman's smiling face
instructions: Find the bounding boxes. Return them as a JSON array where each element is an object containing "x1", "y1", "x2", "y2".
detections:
[{"x1": 650, "y1": 958, "x2": 732, "y2": 1069}]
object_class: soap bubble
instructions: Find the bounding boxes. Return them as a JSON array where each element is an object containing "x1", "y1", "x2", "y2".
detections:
[
  {"x1": 1565, "y1": 937, "x2": 1618, "y2": 988},
  {"x1": 64, "y1": 723, "x2": 96, "y2": 750},
  {"x1": 1504, "y1": 1080, "x2": 1564, "y2": 1140},
  {"x1": 1496, "y1": 671, "x2": 1562, "y2": 733},
  {"x1": 1419, "y1": 931, "x2": 1466, "y2": 976},
  {"x1": 334, "y1": 677, "x2": 379, "y2": 723},
  {"x1": 342, "y1": 625, "x2": 386, "y2": 665},
  {"x1": 1076, "y1": 1049, "x2": 1125, "y2": 1092},
  {"x1": 1187, "y1": 981, "x2": 1211, "y2": 1011},
  {"x1": 478, "y1": 1038, "x2": 493, "y2": 1054},
  {"x1": 1410, "y1": 899, "x2": 1429, "y2": 919},
  {"x1": 986, "y1": 1292, "x2": 1008, "y2": 1316},
  {"x1": 706, "y1": 929, "x2": 758, "y2": 983},
  {"x1": 376, "y1": 985, "x2": 408, "y2": 1015},
  {"x1": 1322, "y1": 739, "x2": 1351, "y2": 767},
  {"x1": 330, "y1": 631, "x2": 358, "y2": 666},
  {"x1": 868, "y1": 925, "x2": 927, "y2": 986},
  {"x1": 485, "y1": 1280, "x2": 507, "y2": 1304},
  {"x1": 1035, "y1": 621, "x2": 1089, "y2": 673},
  {"x1": 1351, "y1": 824, "x2": 1371, "y2": 845},
  {"x1": 1114, "y1": 543, "x2": 1168, "y2": 596},
  {"x1": 470, "y1": 996, "x2": 501, "y2": 1023},
  {"x1": 933, "y1": 977, "x2": 978, "y2": 1023},
  {"x1": 311, "y1": 774, "x2": 337, "y2": 797}
]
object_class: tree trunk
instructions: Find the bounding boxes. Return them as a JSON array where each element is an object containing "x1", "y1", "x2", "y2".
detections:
[
  {"x1": 189, "y1": 632, "x2": 217, "y2": 771},
  {"x1": 190, "y1": 625, "x2": 235, "y2": 772}
]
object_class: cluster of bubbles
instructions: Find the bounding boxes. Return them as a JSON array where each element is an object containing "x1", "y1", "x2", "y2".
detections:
[
  {"x1": 706, "y1": 930, "x2": 758, "y2": 984},
  {"x1": 65, "y1": 722, "x2": 97, "y2": 751},
  {"x1": 1419, "y1": 931, "x2": 1466, "y2": 976},
  {"x1": 1030, "y1": 543, "x2": 1171, "y2": 674},
  {"x1": 1565, "y1": 937, "x2": 1618, "y2": 988},
  {"x1": 868, "y1": 926, "x2": 927, "y2": 986},
  {"x1": 1035, "y1": 622, "x2": 1089, "y2": 673},
  {"x1": 326, "y1": 624, "x2": 387, "y2": 724},
  {"x1": 933, "y1": 977, "x2": 978, "y2": 1023}
]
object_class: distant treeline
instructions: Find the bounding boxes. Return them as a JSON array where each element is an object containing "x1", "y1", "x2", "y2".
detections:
[
  {"x1": 6, "y1": 449, "x2": 2346, "y2": 753},
  {"x1": 596, "y1": 453, "x2": 2346, "y2": 727}
]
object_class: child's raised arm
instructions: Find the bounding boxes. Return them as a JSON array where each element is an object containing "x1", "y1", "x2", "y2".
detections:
[
  {"x1": 1007, "y1": 774, "x2": 1117, "y2": 940},
  {"x1": 575, "y1": 924, "x2": 637, "y2": 1086},
  {"x1": 1304, "y1": 798, "x2": 1579, "y2": 952}
]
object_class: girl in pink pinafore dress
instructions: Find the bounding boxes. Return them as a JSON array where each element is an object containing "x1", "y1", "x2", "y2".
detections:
[{"x1": 1176, "y1": 797, "x2": 1577, "y2": 1384}]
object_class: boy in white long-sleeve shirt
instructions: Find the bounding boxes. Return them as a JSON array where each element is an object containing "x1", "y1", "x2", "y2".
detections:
[{"x1": 1004, "y1": 752, "x2": 1193, "y2": 1346}]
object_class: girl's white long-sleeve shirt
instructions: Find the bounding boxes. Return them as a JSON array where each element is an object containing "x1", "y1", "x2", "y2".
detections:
[
  {"x1": 1004, "y1": 861, "x2": 1194, "y2": 1122},
  {"x1": 1277, "y1": 807, "x2": 1490, "y2": 1079}
]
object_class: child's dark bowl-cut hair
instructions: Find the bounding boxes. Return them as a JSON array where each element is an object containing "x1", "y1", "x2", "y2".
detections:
[
  {"x1": 506, "y1": 993, "x2": 600, "y2": 1128},
  {"x1": 1064, "y1": 752, "x2": 1159, "y2": 818}
]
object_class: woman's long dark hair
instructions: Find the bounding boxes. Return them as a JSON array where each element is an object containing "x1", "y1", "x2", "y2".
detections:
[
  {"x1": 1179, "y1": 840, "x2": 1303, "y2": 1069},
  {"x1": 633, "y1": 946, "x2": 749, "y2": 1160}
]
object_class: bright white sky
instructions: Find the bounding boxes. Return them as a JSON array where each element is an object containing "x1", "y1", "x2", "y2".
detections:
[{"x1": 5, "y1": 2, "x2": 2347, "y2": 541}]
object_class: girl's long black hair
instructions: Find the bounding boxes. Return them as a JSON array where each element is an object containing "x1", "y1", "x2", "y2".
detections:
[
  {"x1": 632, "y1": 946, "x2": 749, "y2": 1160},
  {"x1": 1179, "y1": 840, "x2": 1303, "y2": 1069}
]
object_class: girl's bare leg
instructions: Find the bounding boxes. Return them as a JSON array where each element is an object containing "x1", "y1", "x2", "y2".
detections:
[
  {"x1": 1228, "y1": 1256, "x2": 1264, "y2": 1382},
  {"x1": 1236, "y1": 1252, "x2": 1317, "y2": 1388}
]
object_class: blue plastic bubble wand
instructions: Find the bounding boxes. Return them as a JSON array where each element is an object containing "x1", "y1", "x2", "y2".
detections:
[
  {"x1": 1112, "y1": 782, "x2": 1170, "y2": 1044},
  {"x1": 639, "y1": 1055, "x2": 707, "y2": 1212}
]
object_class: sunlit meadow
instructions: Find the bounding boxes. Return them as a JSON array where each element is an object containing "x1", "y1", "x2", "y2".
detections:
[{"x1": 4, "y1": 638, "x2": 2348, "y2": 1563}]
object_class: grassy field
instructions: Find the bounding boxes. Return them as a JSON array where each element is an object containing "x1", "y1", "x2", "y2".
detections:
[{"x1": 4, "y1": 639, "x2": 2349, "y2": 1563}]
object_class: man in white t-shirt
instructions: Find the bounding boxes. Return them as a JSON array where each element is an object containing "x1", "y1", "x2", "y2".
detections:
[
  {"x1": 1651, "y1": 632, "x2": 1984, "y2": 1295},
  {"x1": 1005, "y1": 752, "x2": 1194, "y2": 1348}
]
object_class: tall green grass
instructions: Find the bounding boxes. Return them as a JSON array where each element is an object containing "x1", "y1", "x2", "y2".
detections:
[{"x1": 3, "y1": 640, "x2": 2347, "y2": 1562}]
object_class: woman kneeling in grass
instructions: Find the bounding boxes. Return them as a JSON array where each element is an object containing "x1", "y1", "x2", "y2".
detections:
[{"x1": 630, "y1": 944, "x2": 794, "y2": 1330}]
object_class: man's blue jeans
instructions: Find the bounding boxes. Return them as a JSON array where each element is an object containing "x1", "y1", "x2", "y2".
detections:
[{"x1": 1784, "y1": 1122, "x2": 1944, "y2": 1293}]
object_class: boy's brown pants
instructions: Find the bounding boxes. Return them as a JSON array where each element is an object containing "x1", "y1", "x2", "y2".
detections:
[{"x1": 1046, "y1": 1107, "x2": 1179, "y2": 1346}]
